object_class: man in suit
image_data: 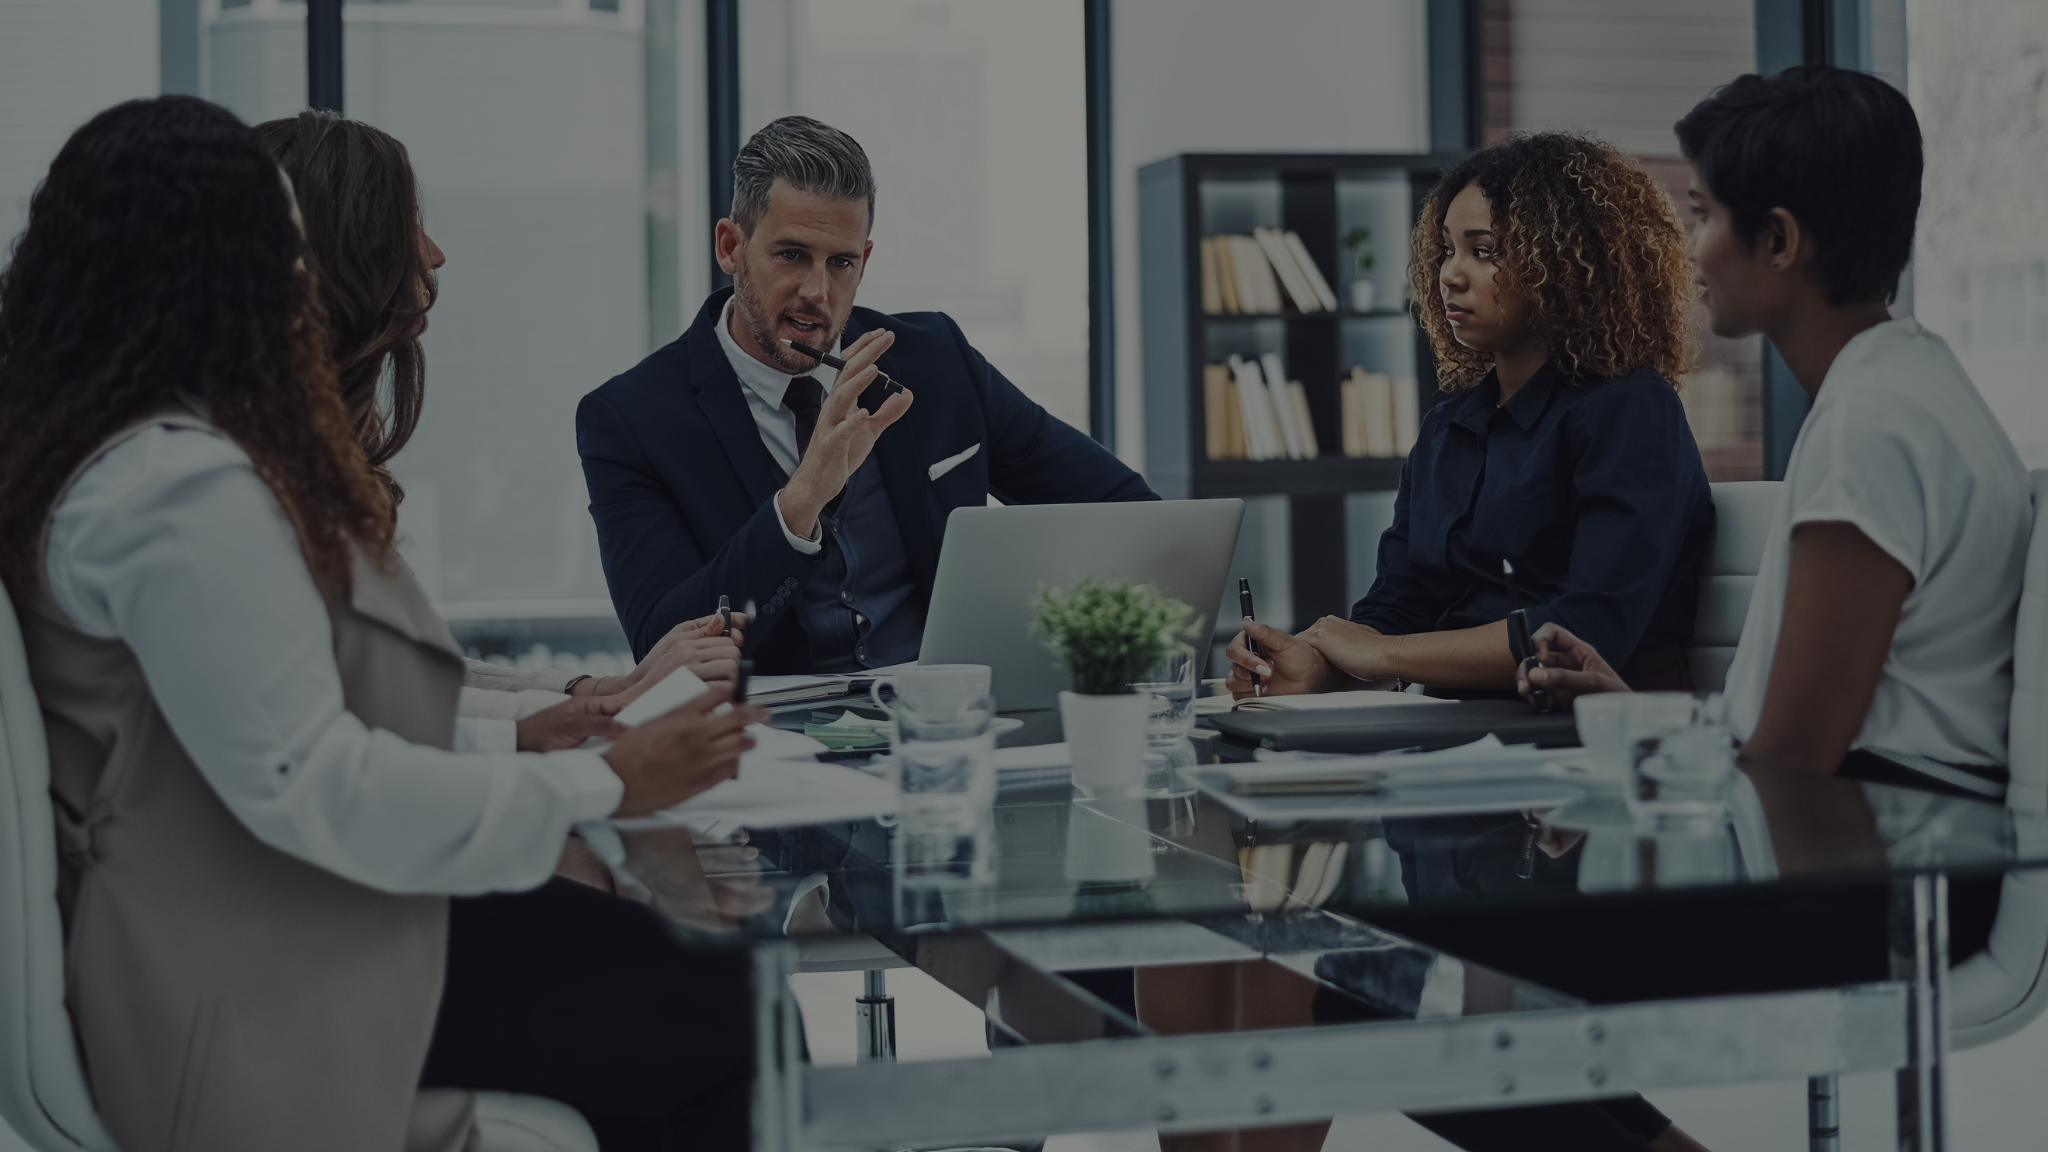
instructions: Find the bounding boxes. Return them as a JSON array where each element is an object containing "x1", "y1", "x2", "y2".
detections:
[{"x1": 579, "y1": 115, "x2": 1156, "y2": 672}]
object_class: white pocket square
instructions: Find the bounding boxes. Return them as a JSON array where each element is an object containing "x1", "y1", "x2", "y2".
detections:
[{"x1": 927, "y1": 442, "x2": 981, "y2": 482}]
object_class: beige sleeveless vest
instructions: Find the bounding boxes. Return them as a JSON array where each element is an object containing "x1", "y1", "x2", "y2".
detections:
[{"x1": 21, "y1": 410, "x2": 476, "y2": 1152}]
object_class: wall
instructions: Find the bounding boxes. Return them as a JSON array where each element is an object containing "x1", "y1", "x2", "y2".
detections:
[
  {"x1": 1909, "y1": 0, "x2": 2048, "y2": 468},
  {"x1": 0, "y1": 0, "x2": 158, "y2": 245}
]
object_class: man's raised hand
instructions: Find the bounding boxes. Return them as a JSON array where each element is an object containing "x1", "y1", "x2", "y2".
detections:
[{"x1": 778, "y1": 328, "x2": 913, "y2": 538}]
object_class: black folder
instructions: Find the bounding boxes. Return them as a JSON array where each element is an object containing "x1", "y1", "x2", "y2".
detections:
[{"x1": 1206, "y1": 699, "x2": 1580, "y2": 754}]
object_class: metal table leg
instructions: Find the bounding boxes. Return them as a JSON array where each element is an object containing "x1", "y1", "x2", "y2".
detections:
[
  {"x1": 1893, "y1": 872, "x2": 1950, "y2": 1151},
  {"x1": 1807, "y1": 1074, "x2": 1840, "y2": 1152},
  {"x1": 857, "y1": 968, "x2": 898, "y2": 1063}
]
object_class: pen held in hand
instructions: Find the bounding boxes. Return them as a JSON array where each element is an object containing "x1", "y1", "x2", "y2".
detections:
[
  {"x1": 783, "y1": 339, "x2": 908, "y2": 397},
  {"x1": 1238, "y1": 577, "x2": 1263, "y2": 697},
  {"x1": 1502, "y1": 560, "x2": 1554, "y2": 713}
]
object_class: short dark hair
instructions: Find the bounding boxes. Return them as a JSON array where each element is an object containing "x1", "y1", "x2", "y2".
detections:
[
  {"x1": 730, "y1": 115, "x2": 876, "y2": 235},
  {"x1": 1674, "y1": 65, "x2": 1921, "y2": 306}
]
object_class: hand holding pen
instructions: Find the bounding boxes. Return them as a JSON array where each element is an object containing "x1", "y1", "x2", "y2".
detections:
[{"x1": 774, "y1": 328, "x2": 913, "y2": 542}]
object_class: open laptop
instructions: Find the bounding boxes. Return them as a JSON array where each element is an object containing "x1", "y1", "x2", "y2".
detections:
[{"x1": 917, "y1": 499, "x2": 1245, "y2": 711}]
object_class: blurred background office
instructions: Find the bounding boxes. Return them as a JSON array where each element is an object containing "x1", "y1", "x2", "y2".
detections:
[{"x1": 2, "y1": 1, "x2": 2045, "y2": 1146}]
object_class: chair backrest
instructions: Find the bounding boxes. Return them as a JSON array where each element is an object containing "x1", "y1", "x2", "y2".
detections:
[
  {"x1": 1688, "y1": 480, "x2": 1782, "y2": 692},
  {"x1": 1954, "y1": 468, "x2": 2048, "y2": 1048},
  {"x1": 0, "y1": 583, "x2": 113, "y2": 1151}
]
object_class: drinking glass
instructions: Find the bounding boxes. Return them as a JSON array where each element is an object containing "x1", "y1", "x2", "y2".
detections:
[
  {"x1": 1622, "y1": 693, "x2": 1735, "y2": 829},
  {"x1": 890, "y1": 692, "x2": 999, "y2": 921},
  {"x1": 1133, "y1": 647, "x2": 1198, "y2": 747}
]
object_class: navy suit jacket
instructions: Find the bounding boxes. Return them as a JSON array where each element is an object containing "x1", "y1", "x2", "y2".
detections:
[{"x1": 578, "y1": 288, "x2": 1158, "y2": 670}]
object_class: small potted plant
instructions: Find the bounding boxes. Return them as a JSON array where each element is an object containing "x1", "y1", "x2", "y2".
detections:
[
  {"x1": 1342, "y1": 226, "x2": 1377, "y2": 313},
  {"x1": 1032, "y1": 580, "x2": 1201, "y2": 796}
]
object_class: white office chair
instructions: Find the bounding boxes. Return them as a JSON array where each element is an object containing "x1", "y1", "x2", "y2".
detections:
[
  {"x1": 1689, "y1": 480, "x2": 1782, "y2": 692},
  {"x1": 0, "y1": 582, "x2": 596, "y2": 1152},
  {"x1": 1950, "y1": 468, "x2": 2048, "y2": 1047}
]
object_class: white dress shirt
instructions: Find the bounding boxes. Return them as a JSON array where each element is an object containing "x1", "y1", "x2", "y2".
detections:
[
  {"x1": 44, "y1": 425, "x2": 625, "y2": 895},
  {"x1": 713, "y1": 297, "x2": 840, "y2": 555}
]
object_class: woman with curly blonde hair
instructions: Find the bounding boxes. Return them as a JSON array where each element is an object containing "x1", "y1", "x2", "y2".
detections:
[{"x1": 1226, "y1": 131, "x2": 1715, "y2": 698}]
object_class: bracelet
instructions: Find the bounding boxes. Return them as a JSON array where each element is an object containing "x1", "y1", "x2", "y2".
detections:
[{"x1": 563, "y1": 674, "x2": 595, "y2": 695}]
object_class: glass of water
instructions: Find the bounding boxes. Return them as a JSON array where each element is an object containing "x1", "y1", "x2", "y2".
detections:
[
  {"x1": 890, "y1": 692, "x2": 999, "y2": 923},
  {"x1": 1622, "y1": 693, "x2": 1735, "y2": 829},
  {"x1": 1133, "y1": 646, "x2": 1198, "y2": 747}
]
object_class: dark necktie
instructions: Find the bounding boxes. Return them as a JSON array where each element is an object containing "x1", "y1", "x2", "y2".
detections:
[{"x1": 785, "y1": 375, "x2": 824, "y2": 460}]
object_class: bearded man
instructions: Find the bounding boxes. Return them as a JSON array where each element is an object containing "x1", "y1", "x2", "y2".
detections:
[{"x1": 578, "y1": 115, "x2": 1155, "y2": 673}]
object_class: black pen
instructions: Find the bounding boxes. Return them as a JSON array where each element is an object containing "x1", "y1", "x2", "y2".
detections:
[
  {"x1": 1502, "y1": 560, "x2": 1553, "y2": 713},
  {"x1": 717, "y1": 594, "x2": 733, "y2": 637},
  {"x1": 1239, "y1": 577, "x2": 1263, "y2": 697},
  {"x1": 783, "y1": 339, "x2": 909, "y2": 396}
]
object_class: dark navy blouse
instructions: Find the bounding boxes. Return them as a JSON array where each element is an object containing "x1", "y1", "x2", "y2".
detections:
[{"x1": 1352, "y1": 362, "x2": 1715, "y2": 671}]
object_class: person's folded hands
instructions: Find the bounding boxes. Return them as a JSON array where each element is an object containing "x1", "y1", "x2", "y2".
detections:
[
  {"x1": 1225, "y1": 620, "x2": 1346, "y2": 698},
  {"x1": 1519, "y1": 621, "x2": 1629, "y2": 708}
]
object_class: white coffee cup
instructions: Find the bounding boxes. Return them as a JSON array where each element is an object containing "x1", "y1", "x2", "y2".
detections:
[
  {"x1": 1572, "y1": 692, "x2": 1632, "y2": 780},
  {"x1": 870, "y1": 663, "x2": 994, "y2": 719}
]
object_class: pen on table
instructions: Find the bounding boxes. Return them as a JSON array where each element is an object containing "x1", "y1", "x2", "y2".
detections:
[
  {"x1": 783, "y1": 339, "x2": 909, "y2": 397},
  {"x1": 1238, "y1": 577, "x2": 1263, "y2": 697}
]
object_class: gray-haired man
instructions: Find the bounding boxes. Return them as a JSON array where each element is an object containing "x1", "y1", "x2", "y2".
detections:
[{"x1": 578, "y1": 115, "x2": 1156, "y2": 675}]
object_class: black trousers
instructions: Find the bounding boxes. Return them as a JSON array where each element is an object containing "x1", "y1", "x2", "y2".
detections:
[{"x1": 421, "y1": 878, "x2": 753, "y2": 1152}]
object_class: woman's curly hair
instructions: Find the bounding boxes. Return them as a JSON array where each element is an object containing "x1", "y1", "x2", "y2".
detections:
[
  {"x1": 1407, "y1": 131, "x2": 1698, "y2": 391},
  {"x1": 256, "y1": 111, "x2": 436, "y2": 509},
  {"x1": 0, "y1": 96, "x2": 394, "y2": 597}
]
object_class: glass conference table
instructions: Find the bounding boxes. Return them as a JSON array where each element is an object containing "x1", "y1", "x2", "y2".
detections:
[{"x1": 607, "y1": 706, "x2": 2041, "y2": 1152}]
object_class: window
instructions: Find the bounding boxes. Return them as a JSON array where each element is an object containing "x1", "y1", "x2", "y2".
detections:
[{"x1": 739, "y1": 0, "x2": 1091, "y2": 431}]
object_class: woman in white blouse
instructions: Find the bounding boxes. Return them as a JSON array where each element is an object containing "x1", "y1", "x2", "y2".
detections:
[{"x1": 0, "y1": 97, "x2": 773, "y2": 1151}]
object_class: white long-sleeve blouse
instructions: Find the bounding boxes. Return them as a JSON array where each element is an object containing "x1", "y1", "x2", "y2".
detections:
[{"x1": 43, "y1": 423, "x2": 624, "y2": 895}]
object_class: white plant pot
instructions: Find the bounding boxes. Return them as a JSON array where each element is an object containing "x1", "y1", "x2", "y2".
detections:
[
  {"x1": 1349, "y1": 279, "x2": 1377, "y2": 313},
  {"x1": 1060, "y1": 690, "x2": 1151, "y2": 797}
]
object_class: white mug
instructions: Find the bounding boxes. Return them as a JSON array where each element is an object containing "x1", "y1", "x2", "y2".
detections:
[
  {"x1": 1572, "y1": 692, "x2": 1633, "y2": 780},
  {"x1": 870, "y1": 663, "x2": 994, "y2": 719}
]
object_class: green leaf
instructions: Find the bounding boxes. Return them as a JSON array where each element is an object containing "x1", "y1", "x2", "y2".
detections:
[{"x1": 1029, "y1": 579, "x2": 1204, "y2": 696}]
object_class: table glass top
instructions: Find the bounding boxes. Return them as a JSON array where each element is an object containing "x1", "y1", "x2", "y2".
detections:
[{"x1": 610, "y1": 705, "x2": 2046, "y2": 949}]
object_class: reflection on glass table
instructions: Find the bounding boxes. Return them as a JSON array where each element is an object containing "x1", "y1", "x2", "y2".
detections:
[{"x1": 605, "y1": 713, "x2": 2046, "y2": 1152}]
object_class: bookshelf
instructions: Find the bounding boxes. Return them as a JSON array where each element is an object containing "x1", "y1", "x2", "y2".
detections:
[{"x1": 1140, "y1": 152, "x2": 1457, "y2": 624}]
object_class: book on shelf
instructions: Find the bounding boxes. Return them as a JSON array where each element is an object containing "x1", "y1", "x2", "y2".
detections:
[
  {"x1": 1203, "y1": 356, "x2": 1322, "y2": 462},
  {"x1": 1212, "y1": 236, "x2": 1242, "y2": 313},
  {"x1": 1282, "y1": 229, "x2": 1341, "y2": 312},
  {"x1": 1260, "y1": 352, "x2": 1307, "y2": 458},
  {"x1": 1203, "y1": 363, "x2": 1230, "y2": 460},
  {"x1": 1253, "y1": 227, "x2": 1321, "y2": 314},
  {"x1": 1226, "y1": 355, "x2": 1275, "y2": 460},
  {"x1": 1340, "y1": 367, "x2": 1419, "y2": 459},
  {"x1": 1198, "y1": 238, "x2": 1223, "y2": 315},
  {"x1": 1286, "y1": 381, "x2": 1320, "y2": 458},
  {"x1": 1199, "y1": 229, "x2": 1331, "y2": 315}
]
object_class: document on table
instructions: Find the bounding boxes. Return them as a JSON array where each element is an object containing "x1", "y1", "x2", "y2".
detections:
[
  {"x1": 1196, "y1": 689, "x2": 1456, "y2": 716},
  {"x1": 608, "y1": 755, "x2": 897, "y2": 831}
]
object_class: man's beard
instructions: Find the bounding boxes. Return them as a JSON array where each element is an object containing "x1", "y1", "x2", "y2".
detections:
[{"x1": 732, "y1": 261, "x2": 841, "y2": 374}]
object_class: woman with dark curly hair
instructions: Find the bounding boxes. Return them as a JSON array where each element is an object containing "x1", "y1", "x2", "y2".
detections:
[
  {"x1": 0, "y1": 96, "x2": 765, "y2": 1151},
  {"x1": 1224, "y1": 132, "x2": 1715, "y2": 698}
]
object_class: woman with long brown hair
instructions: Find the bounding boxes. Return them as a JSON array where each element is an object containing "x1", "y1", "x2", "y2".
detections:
[
  {"x1": 1224, "y1": 132, "x2": 1714, "y2": 699},
  {"x1": 0, "y1": 96, "x2": 767, "y2": 1151},
  {"x1": 251, "y1": 110, "x2": 751, "y2": 761}
]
